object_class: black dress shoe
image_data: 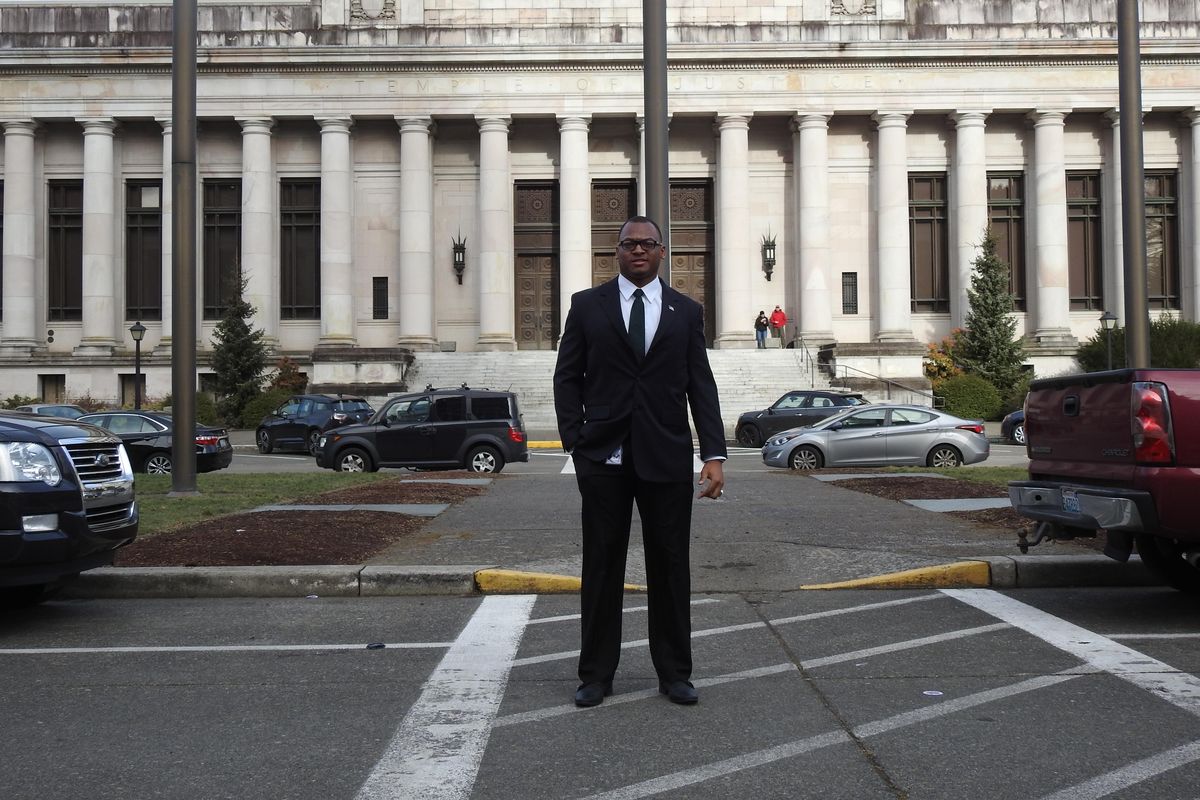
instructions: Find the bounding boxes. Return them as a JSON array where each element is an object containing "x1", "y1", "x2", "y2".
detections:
[
  {"x1": 658, "y1": 680, "x2": 699, "y2": 705},
  {"x1": 574, "y1": 682, "x2": 613, "y2": 707}
]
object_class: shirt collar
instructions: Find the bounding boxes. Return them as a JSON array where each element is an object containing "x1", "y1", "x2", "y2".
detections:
[{"x1": 618, "y1": 274, "x2": 661, "y2": 304}]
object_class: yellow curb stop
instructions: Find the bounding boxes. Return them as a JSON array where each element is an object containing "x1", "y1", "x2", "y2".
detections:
[
  {"x1": 799, "y1": 560, "x2": 991, "y2": 590},
  {"x1": 475, "y1": 569, "x2": 645, "y2": 594}
]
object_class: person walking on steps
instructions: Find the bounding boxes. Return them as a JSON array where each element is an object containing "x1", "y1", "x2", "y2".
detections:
[
  {"x1": 754, "y1": 311, "x2": 770, "y2": 349},
  {"x1": 769, "y1": 305, "x2": 788, "y2": 343},
  {"x1": 553, "y1": 215, "x2": 727, "y2": 708}
]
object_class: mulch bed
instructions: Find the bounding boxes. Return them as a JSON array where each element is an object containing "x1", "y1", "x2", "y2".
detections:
[{"x1": 115, "y1": 475, "x2": 489, "y2": 568}]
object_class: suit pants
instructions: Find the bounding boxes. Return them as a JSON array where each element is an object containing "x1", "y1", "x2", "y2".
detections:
[{"x1": 573, "y1": 455, "x2": 694, "y2": 686}]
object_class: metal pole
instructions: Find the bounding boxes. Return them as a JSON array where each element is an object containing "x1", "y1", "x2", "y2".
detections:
[
  {"x1": 1117, "y1": 0, "x2": 1151, "y2": 368},
  {"x1": 1106, "y1": 330, "x2": 1113, "y2": 371},
  {"x1": 643, "y1": 0, "x2": 670, "y2": 277},
  {"x1": 170, "y1": 0, "x2": 199, "y2": 494},
  {"x1": 134, "y1": 338, "x2": 142, "y2": 410}
]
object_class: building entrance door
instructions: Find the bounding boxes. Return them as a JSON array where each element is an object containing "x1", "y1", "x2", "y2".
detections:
[
  {"x1": 667, "y1": 250, "x2": 715, "y2": 347},
  {"x1": 515, "y1": 253, "x2": 557, "y2": 350}
]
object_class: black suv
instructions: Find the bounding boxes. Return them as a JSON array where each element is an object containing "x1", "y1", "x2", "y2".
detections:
[
  {"x1": 0, "y1": 412, "x2": 138, "y2": 606},
  {"x1": 315, "y1": 386, "x2": 528, "y2": 474},
  {"x1": 256, "y1": 394, "x2": 374, "y2": 455}
]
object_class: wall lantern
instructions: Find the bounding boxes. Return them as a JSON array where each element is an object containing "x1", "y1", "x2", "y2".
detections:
[
  {"x1": 129, "y1": 320, "x2": 147, "y2": 410},
  {"x1": 452, "y1": 233, "x2": 467, "y2": 285},
  {"x1": 760, "y1": 231, "x2": 777, "y2": 281},
  {"x1": 1099, "y1": 310, "x2": 1118, "y2": 370}
]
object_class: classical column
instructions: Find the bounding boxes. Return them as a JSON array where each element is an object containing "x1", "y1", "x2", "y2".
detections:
[
  {"x1": 316, "y1": 117, "x2": 355, "y2": 347},
  {"x1": 476, "y1": 116, "x2": 516, "y2": 350},
  {"x1": 952, "y1": 111, "x2": 989, "y2": 328},
  {"x1": 1104, "y1": 109, "x2": 1126, "y2": 326},
  {"x1": 153, "y1": 119, "x2": 174, "y2": 353},
  {"x1": 558, "y1": 115, "x2": 592, "y2": 318},
  {"x1": 873, "y1": 112, "x2": 914, "y2": 341},
  {"x1": 1, "y1": 120, "x2": 39, "y2": 353},
  {"x1": 1186, "y1": 110, "x2": 1200, "y2": 320},
  {"x1": 794, "y1": 113, "x2": 835, "y2": 345},
  {"x1": 396, "y1": 116, "x2": 436, "y2": 350},
  {"x1": 238, "y1": 117, "x2": 277, "y2": 346},
  {"x1": 636, "y1": 116, "x2": 647, "y2": 215},
  {"x1": 76, "y1": 118, "x2": 119, "y2": 355},
  {"x1": 714, "y1": 114, "x2": 754, "y2": 348},
  {"x1": 1030, "y1": 110, "x2": 1074, "y2": 345}
]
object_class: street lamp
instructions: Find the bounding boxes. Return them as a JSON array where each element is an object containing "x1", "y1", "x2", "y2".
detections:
[
  {"x1": 1099, "y1": 310, "x2": 1118, "y2": 370},
  {"x1": 129, "y1": 321, "x2": 146, "y2": 410}
]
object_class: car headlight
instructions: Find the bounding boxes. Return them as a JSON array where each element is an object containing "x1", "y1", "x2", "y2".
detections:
[
  {"x1": 0, "y1": 441, "x2": 63, "y2": 486},
  {"x1": 768, "y1": 434, "x2": 800, "y2": 447}
]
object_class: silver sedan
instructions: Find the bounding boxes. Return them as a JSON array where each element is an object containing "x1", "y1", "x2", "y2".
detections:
[{"x1": 761, "y1": 404, "x2": 990, "y2": 470}]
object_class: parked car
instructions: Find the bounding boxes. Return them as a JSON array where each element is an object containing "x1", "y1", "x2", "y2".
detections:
[
  {"x1": 0, "y1": 411, "x2": 137, "y2": 606},
  {"x1": 735, "y1": 390, "x2": 868, "y2": 447},
  {"x1": 13, "y1": 403, "x2": 87, "y2": 420},
  {"x1": 1000, "y1": 408, "x2": 1026, "y2": 445},
  {"x1": 78, "y1": 410, "x2": 233, "y2": 475},
  {"x1": 256, "y1": 394, "x2": 375, "y2": 455},
  {"x1": 316, "y1": 386, "x2": 528, "y2": 474},
  {"x1": 761, "y1": 404, "x2": 989, "y2": 470}
]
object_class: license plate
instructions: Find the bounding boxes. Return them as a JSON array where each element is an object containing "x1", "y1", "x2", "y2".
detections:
[{"x1": 1061, "y1": 488, "x2": 1080, "y2": 514}]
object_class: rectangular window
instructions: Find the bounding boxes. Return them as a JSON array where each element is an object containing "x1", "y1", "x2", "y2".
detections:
[
  {"x1": 48, "y1": 180, "x2": 84, "y2": 321},
  {"x1": 203, "y1": 179, "x2": 242, "y2": 319},
  {"x1": 372, "y1": 276, "x2": 388, "y2": 320},
  {"x1": 280, "y1": 178, "x2": 321, "y2": 320},
  {"x1": 1145, "y1": 171, "x2": 1179, "y2": 310},
  {"x1": 841, "y1": 272, "x2": 858, "y2": 314},
  {"x1": 125, "y1": 180, "x2": 163, "y2": 320},
  {"x1": 909, "y1": 174, "x2": 949, "y2": 313},
  {"x1": 1066, "y1": 172, "x2": 1104, "y2": 311},
  {"x1": 987, "y1": 173, "x2": 1027, "y2": 311}
]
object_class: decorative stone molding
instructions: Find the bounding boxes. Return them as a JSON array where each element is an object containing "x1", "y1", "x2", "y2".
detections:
[
  {"x1": 832, "y1": 0, "x2": 877, "y2": 16},
  {"x1": 350, "y1": 0, "x2": 396, "y2": 22}
]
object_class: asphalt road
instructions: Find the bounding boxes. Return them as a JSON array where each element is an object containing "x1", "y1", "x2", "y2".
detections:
[{"x1": 5, "y1": 587, "x2": 1200, "y2": 799}]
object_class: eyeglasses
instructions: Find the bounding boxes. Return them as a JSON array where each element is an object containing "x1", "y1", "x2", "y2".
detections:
[{"x1": 618, "y1": 238, "x2": 663, "y2": 252}]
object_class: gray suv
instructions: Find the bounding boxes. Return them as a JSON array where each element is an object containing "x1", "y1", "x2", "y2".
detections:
[
  {"x1": 0, "y1": 412, "x2": 138, "y2": 606},
  {"x1": 315, "y1": 386, "x2": 528, "y2": 474}
]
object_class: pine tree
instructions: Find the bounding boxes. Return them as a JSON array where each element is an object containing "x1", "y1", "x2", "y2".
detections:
[
  {"x1": 957, "y1": 230, "x2": 1026, "y2": 390},
  {"x1": 210, "y1": 278, "x2": 268, "y2": 426}
]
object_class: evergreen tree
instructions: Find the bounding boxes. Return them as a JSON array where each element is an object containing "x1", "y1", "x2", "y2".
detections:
[
  {"x1": 957, "y1": 230, "x2": 1026, "y2": 389},
  {"x1": 210, "y1": 278, "x2": 268, "y2": 426}
]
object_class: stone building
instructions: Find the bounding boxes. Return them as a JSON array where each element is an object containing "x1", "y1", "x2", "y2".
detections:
[{"x1": 1, "y1": 1, "x2": 1198, "y2": 404}]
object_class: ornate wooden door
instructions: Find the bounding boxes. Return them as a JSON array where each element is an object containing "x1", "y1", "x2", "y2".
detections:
[
  {"x1": 668, "y1": 251, "x2": 715, "y2": 347},
  {"x1": 515, "y1": 254, "x2": 557, "y2": 350}
]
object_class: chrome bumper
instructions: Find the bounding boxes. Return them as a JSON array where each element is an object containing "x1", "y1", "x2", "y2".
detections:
[{"x1": 1008, "y1": 483, "x2": 1148, "y2": 532}]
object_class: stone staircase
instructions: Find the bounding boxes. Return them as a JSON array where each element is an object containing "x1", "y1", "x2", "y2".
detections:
[{"x1": 403, "y1": 347, "x2": 837, "y2": 440}]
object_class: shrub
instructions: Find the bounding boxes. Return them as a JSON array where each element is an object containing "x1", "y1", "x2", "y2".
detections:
[
  {"x1": 923, "y1": 329, "x2": 965, "y2": 383},
  {"x1": 934, "y1": 373, "x2": 1002, "y2": 420},
  {"x1": 239, "y1": 387, "x2": 293, "y2": 430},
  {"x1": 1075, "y1": 315, "x2": 1200, "y2": 371},
  {"x1": 268, "y1": 355, "x2": 308, "y2": 393},
  {"x1": 1, "y1": 394, "x2": 40, "y2": 409}
]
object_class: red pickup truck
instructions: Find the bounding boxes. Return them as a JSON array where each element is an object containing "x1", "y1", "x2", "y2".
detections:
[{"x1": 1008, "y1": 368, "x2": 1200, "y2": 591}]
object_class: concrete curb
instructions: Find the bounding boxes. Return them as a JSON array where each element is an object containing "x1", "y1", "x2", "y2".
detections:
[{"x1": 59, "y1": 556, "x2": 1163, "y2": 599}]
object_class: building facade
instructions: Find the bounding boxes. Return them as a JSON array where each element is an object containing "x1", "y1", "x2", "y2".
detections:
[{"x1": 1, "y1": 1, "x2": 1199, "y2": 402}]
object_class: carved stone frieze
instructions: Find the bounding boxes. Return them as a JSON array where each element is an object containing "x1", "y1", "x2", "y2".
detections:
[
  {"x1": 350, "y1": 0, "x2": 396, "y2": 22},
  {"x1": 832, "y1": 0, "x2": 877, "y2": 16}
]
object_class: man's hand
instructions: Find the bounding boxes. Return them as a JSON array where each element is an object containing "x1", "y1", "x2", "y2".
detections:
[{"x1": 697, "y1": 459, "x2": 725, "y2": 500}]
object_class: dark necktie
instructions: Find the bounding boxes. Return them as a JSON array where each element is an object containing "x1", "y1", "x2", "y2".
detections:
[{"x1": 629, "y1": 288, "x2": 646, "y2": 355}]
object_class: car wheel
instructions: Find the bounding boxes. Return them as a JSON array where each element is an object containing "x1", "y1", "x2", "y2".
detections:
[
  {"x1": 788, "y1": 445, "x2": 822, "y2": 470},
  {"x1": 736, "y1": 425, "x2": 763, "y2": 447},
  {"x1": 256, "y1": 428, "x2": 274, "y2": 454},
  {"x1": 467, "y1": 445, "x2": 504, "y2": 474},
  {"x1": 145, "y1": 453, "x2": 173, "y2": 474},
  {"x1": 1013, "y1": 423, "x2": 1026, "y2": 446},
  {"x1": 336, "y1": 448, "x2": 374, "y2": 473},
  {"x1": 1136, "y1": 535, "x2": 1200, "y2": 594},
  {"x1": 926, "y1": 445, "x2": 962, "y2": 468},
  {"x1": 307, "y1": 429, "x2": 322, "y2": 456}
]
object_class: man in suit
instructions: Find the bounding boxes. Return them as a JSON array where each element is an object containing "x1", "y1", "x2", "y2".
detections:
[{"x1": 553, "y1": 215, "x2": 727, "y2": 707}]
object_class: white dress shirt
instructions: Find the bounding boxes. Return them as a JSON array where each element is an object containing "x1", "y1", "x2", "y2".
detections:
[{"x1": 618, "y1": 273, "x2": 662, "y2": 354}]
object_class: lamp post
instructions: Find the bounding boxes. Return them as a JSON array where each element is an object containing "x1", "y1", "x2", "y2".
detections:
[
  {"x1": 129, "y1": 321, "x2": 146, "y2": 409},
  {"x1": 1099, "y1": 310, "x2": 1118, "y2": 370}
]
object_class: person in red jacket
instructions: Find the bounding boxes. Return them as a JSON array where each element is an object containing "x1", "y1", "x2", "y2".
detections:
[{"x1": 769, "y1": 305, "x2": 788, "y2": 342}]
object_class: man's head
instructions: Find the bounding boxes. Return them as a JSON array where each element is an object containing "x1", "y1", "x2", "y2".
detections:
[
  {"x1": 616, "y1": 216, "x2": 665, "y2": 287},
  {"x1": 774, "y1": 305, "x2": 781, "y2": 311}
]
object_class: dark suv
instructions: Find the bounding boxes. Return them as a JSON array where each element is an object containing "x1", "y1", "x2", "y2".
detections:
[
  {"x1": 0, "y1": 412, "x2": 138, "y2": 606},
  {"x1": 315, "y1": 386, "x2": 528, "y2": 474},
  {"x1": 735, "y1": 390, "x2": 869, "y2": 447},
  {"x1": 256, "y1": 394, "x2": 374, "y2": 455}
]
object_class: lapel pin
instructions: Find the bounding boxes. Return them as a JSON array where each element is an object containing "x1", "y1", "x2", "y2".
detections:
[{"x1": 668, "y1": 305, "x2": 675, "y2": 312}]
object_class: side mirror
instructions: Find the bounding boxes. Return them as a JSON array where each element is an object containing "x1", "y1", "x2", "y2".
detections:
[
  {"x1": 380, "y1": 415, "x2": 391, "y2": 428},
  {"x1": 828, "y1": 421, "x2": 844, "y2": 431}
]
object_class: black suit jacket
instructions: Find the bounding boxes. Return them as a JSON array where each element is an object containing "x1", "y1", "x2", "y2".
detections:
[{"x1": 553, "y1": 277, "x2": 727, "y2": 482}]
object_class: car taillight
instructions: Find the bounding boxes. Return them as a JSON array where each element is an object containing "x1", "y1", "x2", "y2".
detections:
[
  {"x1": 508, "y1": 425, "x2": 526, "y2": 443},
  {"x1": 1131, "y1": 381, "x2": 1174, "y2": 465},
  {"x1": 195, "y1": 434, "x2": 220, "y2": 447},
  {"x1": 956, "y1": 423, "x2": 985, "y2": 435}
]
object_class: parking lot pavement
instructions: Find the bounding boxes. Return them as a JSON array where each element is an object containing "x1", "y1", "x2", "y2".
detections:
[{"x1": 5, "y1": 587, "x2": 1200, "y2": 799}]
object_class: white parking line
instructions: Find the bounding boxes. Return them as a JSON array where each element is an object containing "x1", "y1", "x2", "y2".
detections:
[
  {"x1": 0, "y1": 642, "x2": 453, "y2": 655},
  {"x1": 529, "y1": 598, "x2": 721, "y2": 626},
  {"x1": 354, "y1": 594, "x2": 535, "y2": 800},
  {"x1": 943, "y1": 589, "x2": 1200, "y2": 718},
  {"x1": 1037, "y1": 740, "x2": 1200, "y2": 800}
]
